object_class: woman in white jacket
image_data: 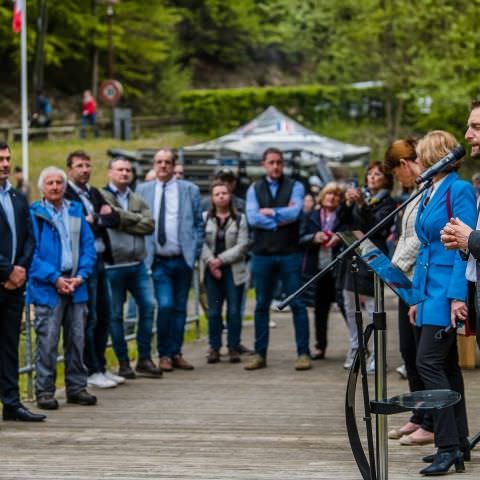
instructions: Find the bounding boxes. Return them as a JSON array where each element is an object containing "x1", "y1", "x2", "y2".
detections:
[{"x1": 201, "y1": 181, "x2": 249, "y2": 364}]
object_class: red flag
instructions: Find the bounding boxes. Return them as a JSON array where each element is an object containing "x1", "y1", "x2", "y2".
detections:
[{"x1": 12, "y1": 0, "x2": 23, "y2": 33}]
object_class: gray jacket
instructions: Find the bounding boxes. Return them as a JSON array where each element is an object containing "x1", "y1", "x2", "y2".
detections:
[
  {"x1": 200, "y1": 212, "x2": 249, "y2": 286},
  {"x1": 100, "y1": 187, "x2": 155, "y2": 266},
  {"x1": 136, "y1": 179, "x2": 204, "y2": 269}
]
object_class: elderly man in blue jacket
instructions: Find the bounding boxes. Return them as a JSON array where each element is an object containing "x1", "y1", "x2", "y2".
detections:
[{"x1": 28, "y1": 167, "x2": 97, "y2": 410}]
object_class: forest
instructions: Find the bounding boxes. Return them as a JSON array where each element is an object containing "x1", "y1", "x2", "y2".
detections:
[{"x1": 2, "y1": 0, "x2": 480, "y2": 141}]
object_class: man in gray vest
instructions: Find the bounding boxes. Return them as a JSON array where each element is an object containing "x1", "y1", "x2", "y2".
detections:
[
  {"x1": 441, "y1": 100, "x2": 480, "y2": 348},
  {"x1": 244, "y1": 148, "x2": 311, "y2": 371}
]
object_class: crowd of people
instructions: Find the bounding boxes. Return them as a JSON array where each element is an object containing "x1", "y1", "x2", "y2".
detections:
[{"x1": 1, "y1": 101, "x2": 480, "y2": 476}]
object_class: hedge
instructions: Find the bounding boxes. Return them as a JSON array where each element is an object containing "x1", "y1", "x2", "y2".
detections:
[{"x1": 179, "y1": 84, "x2": 386, "y2": 136}]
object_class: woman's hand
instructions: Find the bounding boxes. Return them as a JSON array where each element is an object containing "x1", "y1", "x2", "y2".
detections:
[
  {"x1": 313, "y1": 231, "x2": 326, "y2": 244},
  {"x1": 325, "y1": 233, "x2": 340, "y2": 248},
  {"x1": 408, "y1": 305, "x2": 417, "y2": 326},
  {"x1": 450, "y1": 300, "x2": 468, "y2": 328}
]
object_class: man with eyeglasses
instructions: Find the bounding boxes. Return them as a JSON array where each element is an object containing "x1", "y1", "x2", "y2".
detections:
[{"x1": 137, "y1": 149, "x2": 204, "y2": 372}]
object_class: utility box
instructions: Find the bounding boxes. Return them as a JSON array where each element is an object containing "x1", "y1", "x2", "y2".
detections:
[{"x1": 113, "y1": 108, "x2": 132, "y2": 140}]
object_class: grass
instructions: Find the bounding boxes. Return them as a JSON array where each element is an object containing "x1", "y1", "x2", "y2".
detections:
[{"x1": 8, "y1": 130, "x2": 205, "y2": 200}]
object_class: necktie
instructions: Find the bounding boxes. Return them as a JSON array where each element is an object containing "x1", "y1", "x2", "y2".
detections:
[{"x1": 157, "y1": 183, "x2": 166, "y2": 246}]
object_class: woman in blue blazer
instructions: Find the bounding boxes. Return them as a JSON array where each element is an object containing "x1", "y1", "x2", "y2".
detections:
[{"x1": 410, "y1": 131, "x2": 476, "y2": 476}]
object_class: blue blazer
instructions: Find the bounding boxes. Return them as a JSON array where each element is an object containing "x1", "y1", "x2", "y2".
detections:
[
  {"x1": 413, "y1": 172, "x2": 476, "y2": 327},
  {"x1": 136, "y1": 179, "x2": 204, "y2": 269},
  {"x1": 27, "y1": 200, "x2": 96, "y2": 307}
]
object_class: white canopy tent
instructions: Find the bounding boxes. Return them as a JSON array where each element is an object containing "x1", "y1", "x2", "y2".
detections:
[{"x1": 183, "y1": 106, "x2": 370, "y2": 166}]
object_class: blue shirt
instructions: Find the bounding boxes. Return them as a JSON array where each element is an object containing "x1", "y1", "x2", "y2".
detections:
[
  {"x1": 246, "y1": 177, "x2": 305, "y2": 230},
  {"x1": 108, "y1": 182, "x2": 130, "y2": 210},
  {"x1": 0, "y1": 181, "x2": 16, "y2": 263},
  {"x1": 44, "y1": 200, "x2": 73, "y2": 272}
]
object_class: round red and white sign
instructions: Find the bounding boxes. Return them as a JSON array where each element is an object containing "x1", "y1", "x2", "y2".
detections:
[{"x1": 99, "y1": 79, "x2": 123, "y2": 106}]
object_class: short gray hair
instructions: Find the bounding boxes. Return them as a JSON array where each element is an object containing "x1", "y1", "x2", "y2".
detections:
[{"x1": 38, "y1": 166, "x2": 67, "y2": 193}]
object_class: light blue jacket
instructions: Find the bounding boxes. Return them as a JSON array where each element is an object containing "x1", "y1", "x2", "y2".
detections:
[
  {"x1": 413, "y1": 172, "x2": 476, "y2": 327},
  {"x1": 136, "y1": 179, "x2": 204, "y2": 269},
  {"x1": 27, "y1": 200, "x2": 96, "y2": 307}
]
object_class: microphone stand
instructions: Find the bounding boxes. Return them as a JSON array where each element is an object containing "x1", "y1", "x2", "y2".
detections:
[{"x1": 278, "y1": 179, "x2": 434, "y2": 480}]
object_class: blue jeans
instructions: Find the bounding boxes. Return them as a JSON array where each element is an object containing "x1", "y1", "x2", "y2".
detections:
[
  {"x1": 151, "y1": 256, "x2": 192, "y2": 358},
  {"x1": 85, "y1": 260, "x2": 112, "y2": 374},
  {"x1": 205, "y1": 267, "x2": 244, "y2": 352},
  {"x1": 251, "y1": 253, "x2": 309, "y2": 357},
  {"x1": 106, "y1": 262, "x2": 155, "y2": 362}
]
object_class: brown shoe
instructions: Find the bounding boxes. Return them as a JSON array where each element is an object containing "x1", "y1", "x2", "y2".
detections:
[
  {"x1": 244, "y1": 355, "x2": 266, "y2": 370},
  {"x1": 207, "y1": 350, "x2": 220, "y2": 364},
  {"x1": 158, "y1": 356, "x2": 173, "y2": 372},
  {"x1": 229, "y1": 350, "x2": 241, "y2": 363},
  {"x1": 172, "y1": 354, "x2": 194, "y2": 370},
  {"x1": 136, "y1": 358, "x2": 163, "y2": 377},
  {"x1": 295, "y1": 354, "x2": 312, "y2": 371}
]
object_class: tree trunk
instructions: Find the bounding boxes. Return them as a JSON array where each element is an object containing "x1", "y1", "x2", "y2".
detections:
[
  {"x1": 91, "y1": 0, "x2": 98, "y2": 96},
  {"x1": 32, "y1": 0, "x2": 48, "y2": 97}
]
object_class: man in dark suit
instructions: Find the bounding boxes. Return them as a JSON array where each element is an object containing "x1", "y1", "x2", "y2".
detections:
[
  {"x1": 64, "y1": 150, "x2": 124, "y2": 388},
  {"x1": 441, "y1": 100, "x2": 480, "y2": 349},
  {"x1": 0, "y1": 142, "x2": 45, "y2": 422}
]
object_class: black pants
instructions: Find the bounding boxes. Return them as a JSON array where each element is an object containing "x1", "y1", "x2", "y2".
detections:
[
  {"x1": 0, "y1": 290, "x2": 24, "y2": 407},
  {"x1": 416, "y1": 325, "x2": 469, "y2": 450},
  {"x1": 313, "y1": 270, "x2": 336, "y2": 352},
  {"x1": 467, "y1": 281, "x2": 480, "y2": 350},
  {"x1": 398, "y1": 300, "x2": 433, "y2": 431}
]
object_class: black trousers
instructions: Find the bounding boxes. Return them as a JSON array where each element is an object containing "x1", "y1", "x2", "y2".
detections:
[
  {"x1": 398, "y1": 300, "x2": 433, "y2": 431},
  {"x1": 467, "y1": 281, "x2": 480, "y2": 350},
  {"x1": 313, "y1": 270, "x2": 336, "y2": 352},
  {"x1": 416, "y1": 325, "x2": 469, "y2": 450},
  {"x1": 0, "y1": 289, "x2": 24, "y2": 407}
]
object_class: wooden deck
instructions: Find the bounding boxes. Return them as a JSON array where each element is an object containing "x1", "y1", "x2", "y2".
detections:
[{"x1": 1, "y1": 293, "x2": 479, "y2": 479}]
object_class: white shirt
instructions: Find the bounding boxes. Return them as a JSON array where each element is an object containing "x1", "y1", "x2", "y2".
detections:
[
  {"x1": 466, "y1": 197, "x2": 480, "y2": 282},
  {"x1": 153, "y1": 177, "x2": 180, "y2": 256},
  {"x1": 108, "y1": 182, "x2": 130, "y2": 210}
]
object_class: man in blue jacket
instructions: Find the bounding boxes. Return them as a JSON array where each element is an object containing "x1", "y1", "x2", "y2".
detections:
[{"x1": 29, "y1": 167, "x2": 97, "y2": 410}]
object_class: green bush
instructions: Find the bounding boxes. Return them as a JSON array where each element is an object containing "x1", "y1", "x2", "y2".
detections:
[{"x1": 180, "y1": 84, "x2": 386, "y2": 136}]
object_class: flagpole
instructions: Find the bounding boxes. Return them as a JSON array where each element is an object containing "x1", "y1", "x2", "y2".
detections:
[{"x1": 20, "y1": 1, "x2": 29, "y2": 181}]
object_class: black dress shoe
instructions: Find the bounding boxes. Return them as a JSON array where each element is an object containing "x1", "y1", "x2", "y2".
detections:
[
  {"x1": 135, "y1": 358, "x2": 163, "y2": 377},
  {"x1": 67, "y1": 389, "x2": 97, "y2": 406},
  {"x1": 237, "y1": 344, "x2": 253, "y2": 355},
  {"x1": 3, "y1": 404, "x2": 46, "y2": 422},
  {"x1": 118, "y1": 360, "x2": 136, "y2": 379},
  {"x1": 37, "y1": 395, "x2": 59, "y2": 410},
  {"x1": 419, "y1": 448, "x2": 464, "y2": 475}
]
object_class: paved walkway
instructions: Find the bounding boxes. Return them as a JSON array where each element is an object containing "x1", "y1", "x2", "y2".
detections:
[{"x1": 1, "y1": 293, "x2": 479, "y2": 479}]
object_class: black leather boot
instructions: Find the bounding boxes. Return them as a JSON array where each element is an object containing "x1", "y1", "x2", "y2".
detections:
[{"x1": 419, "y1": 448, "x2": 464, "y2": 475}]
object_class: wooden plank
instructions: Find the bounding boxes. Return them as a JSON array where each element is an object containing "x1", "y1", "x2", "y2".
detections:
[{"x1": 1, "y1": 292, "x2": 479, "y2": 479}]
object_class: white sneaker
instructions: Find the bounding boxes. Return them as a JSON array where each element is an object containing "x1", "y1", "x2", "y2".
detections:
[
  {"x1": 396, "y1": 364, "x2": 407, "y2": 379},
  {"x1": 269, "y1": 320, "x2": 277, "y2": 328},
  {"x1": 104, "y1": 370, "x2": 126, "y2": 385},
  {"x1": 343, "y1": 348, "x2": 358, "y2": 369},
  {"x1": 367, "y1": 353, "x2": 375, "y2": 375},
  {"x1": 87, "y1": 372, "x2": 117, "y2": 389}
]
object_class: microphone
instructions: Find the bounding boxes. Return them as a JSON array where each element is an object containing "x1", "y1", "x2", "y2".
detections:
[{"x1": 415, "y1": 145, "x2": 465, "y2": 184}]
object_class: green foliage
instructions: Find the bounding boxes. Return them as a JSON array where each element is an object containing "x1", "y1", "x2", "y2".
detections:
[{"x1": 180, "y1": 84, "x2": 385, "y2": 136}]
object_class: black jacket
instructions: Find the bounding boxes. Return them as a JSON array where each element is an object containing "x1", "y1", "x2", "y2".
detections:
[
  {"x1": 0, "y1": 188, "x2": 35, "y2": 287},
  {"x1": 64, "y1": 182, "x2": 120, "y2": 241},
  {"x1": 337, "y1": 194, "x2": 397, "y2": 296}
]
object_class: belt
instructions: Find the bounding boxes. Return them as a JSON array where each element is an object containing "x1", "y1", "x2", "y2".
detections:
[{"x1": 155, "y1": 254, "x2": 182, "y2": 260}]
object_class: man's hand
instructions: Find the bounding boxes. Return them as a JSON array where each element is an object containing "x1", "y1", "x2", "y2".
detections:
[
  {"x1": 8, "y1": 266, "x2": 26, "y2": 288},
  {"x1": 3, "y1": 280, "x2": 18, "y2": 290},
  {"x1": 451, "y1": 300, "x2": 468, "y2": 328},
  {"x1": 55, "y1": 277, "x2": 74, "y2": 295},
  {"x1": 68, "y1": 277, "x2": 83, "y2": 291},
  {"x1": 85, "y1": 214, "x2": 95, "y2": 224},
  {"x1": 259, "y1": 208, "x2": 275, "y2": 217},
  {"x1": 100, "y1": 204, "x2": 112, "y2": 215},
  {"x1": 408, "y1": 305, "x2": 417, "y2": 326},
  {"x1": 440, "y1": 217, "x2": 473, "y2": 250}
]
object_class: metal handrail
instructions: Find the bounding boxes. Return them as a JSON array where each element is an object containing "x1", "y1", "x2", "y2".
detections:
[{"x1": 19, "y1": 267, "x2": 201, "y2": 400}]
